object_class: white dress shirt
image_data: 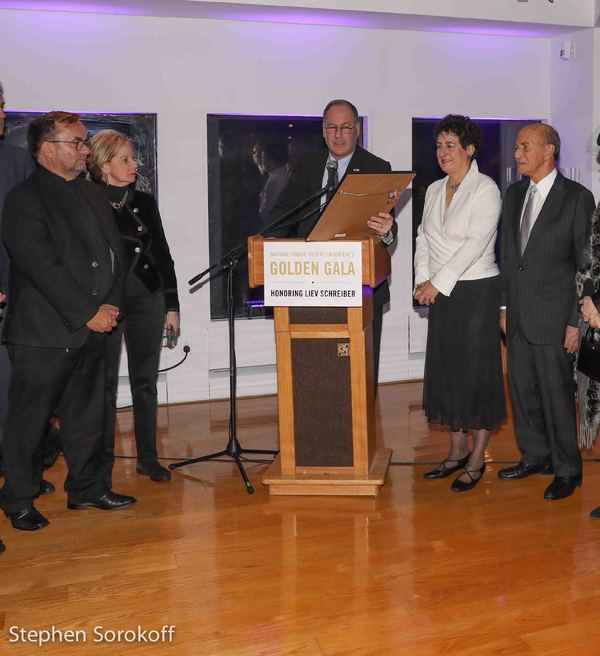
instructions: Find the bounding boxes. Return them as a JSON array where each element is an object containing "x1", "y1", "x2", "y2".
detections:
[
  {"x1": 520, "y1": 168, "x2": 557, "y2": 229},
  {"x1": 414, "y1": 160, "x2": 502, "y2": 297}
]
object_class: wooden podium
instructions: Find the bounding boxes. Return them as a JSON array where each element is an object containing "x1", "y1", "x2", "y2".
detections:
[{"x1": 248, "y1": 235, "x2": 392, "y2": 496}]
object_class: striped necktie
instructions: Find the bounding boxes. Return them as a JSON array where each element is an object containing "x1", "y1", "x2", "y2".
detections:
[{"x1": 519, "y1": 186, "x2": 537, "y2": 255}]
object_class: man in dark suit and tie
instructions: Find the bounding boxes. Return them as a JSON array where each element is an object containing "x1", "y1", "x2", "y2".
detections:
[
  {"x1": 499, "y1": 123, "x2": 595, "y2": 500},
  {"x1": 270, "y1": 99, "x2": 396, "y2": 384},
  {"x1": 0, "y1": 82, "x2": 36, "y2": 478},
  {"x1": 1, "y1": 111, "x2": 136, "y2": 531}
]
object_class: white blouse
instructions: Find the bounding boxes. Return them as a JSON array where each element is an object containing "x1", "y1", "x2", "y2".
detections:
[{"x1": 414, "y1": 160, "x2": 502, "y2": 297}]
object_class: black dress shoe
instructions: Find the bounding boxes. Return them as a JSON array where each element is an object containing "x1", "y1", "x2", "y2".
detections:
[
  {"x1": 67, "y1": 491, "x2": 137, "y2": 510},
  {"x1": 136, "y1": 461, "x2": 172, "y2": 482},
  {"x1": 590, "y1": 506, "x2": 600, "y2": 519},
  {"x1": 451, "y1": 463, "x2": 486, "y2": 492},
  {"x1": 498, "y1": 461, "x2": 553, "y2": 480},
  {"x1": 543, "y1": 475, "x2": 582, "y2": 500},
  {"x1": 5, "y1": 506, "x2": 49, "y2": 531},
  {"x1": 424, "y1": 452, "x2": 470, "y2": 479},
  {"x1": 37, "y1": 479, "x2": 56, "y2": 496}
]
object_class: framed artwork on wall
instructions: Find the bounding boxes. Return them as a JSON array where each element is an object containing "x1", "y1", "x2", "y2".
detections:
[
  {"x1": 3, "y1": 111, "x2": 158, "y2": 196},
  {"x1": 207, "y1": 113, "x2": 365, "y2": 320},
  {"x1": 411, "y1": 116, "x2": 540, "y2": 306}
]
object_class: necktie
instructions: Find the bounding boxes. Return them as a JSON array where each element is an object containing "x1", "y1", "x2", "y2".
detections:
[{"x1": 519, "y1": 186, "x2": 537, "y2": 255}]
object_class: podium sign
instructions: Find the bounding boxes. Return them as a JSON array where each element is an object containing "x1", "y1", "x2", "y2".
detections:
[{"x1": 263, "y1": 241, "x2": 362, "y2": 307}]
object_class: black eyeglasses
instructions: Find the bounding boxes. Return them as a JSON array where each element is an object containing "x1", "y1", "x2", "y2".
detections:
[
  {"x1": 48, "y1": 139, "x2": 92, "y2": 151},
  {"x1": 324, "y1": 124, "x2": 356, "y2": 134}
]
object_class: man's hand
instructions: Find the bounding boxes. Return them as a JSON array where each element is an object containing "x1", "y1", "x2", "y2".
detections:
[
  {"x1": 564, "y1": 325, "x2": 579, "y2": 354},
  {"x1": 414, "y1": 280, "x2": 439, "y2": 306},
  {"x1": 86, "y1": 307, "x2": 119, "y2": 333},
  {"x1": 500, "y1": 309, "x2": 506, "y2": 336},
  {"x1": 0, "y1": 293, "x2": 6, "y2": 317},
  {"x1": 99, "y1": 304, "x2": 120, "y2": 320},
  {"x1": 367, "y1": 212, "x2": 393, "y2": 238}
]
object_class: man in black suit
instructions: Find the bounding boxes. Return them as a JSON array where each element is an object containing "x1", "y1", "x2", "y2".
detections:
[
  {"x1": 499, "y1": 123, "x2": 595, "y2": 500},
  {"x1": 270, "y1": 99, "x2": 396, "y2": 384},
  {"x1": 1, "y1": 111, "x2": 136, "y2": 531},
  {"x1": 0, "y1": 83, "x2": 36, "y2": 478}
]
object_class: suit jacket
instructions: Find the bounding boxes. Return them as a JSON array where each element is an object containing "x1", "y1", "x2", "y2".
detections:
[
  {"x1": 2, "y1": 167, "x2": 125, "y2": 348},
  {"x1": 0, "y1": 142, "x2": 36, "y2": 294},
  {"x1": 270, "y1": 145, "x2": 397, "y2": 307},
  {"x1": 103, "y1": 187, "x2": 180, "y2": 311},
  {"x1": 500, "y1": 171, "x2": 595, "y2": 344}
]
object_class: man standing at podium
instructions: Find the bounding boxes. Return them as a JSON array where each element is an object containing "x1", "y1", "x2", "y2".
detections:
[{"x1": 271, "y1": 99, "x2": 396, "y2": 384}]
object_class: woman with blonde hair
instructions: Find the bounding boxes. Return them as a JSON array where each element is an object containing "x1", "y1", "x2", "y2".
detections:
[{"x1": 89, "y1": 129, "x2": 179, "y2": 483}]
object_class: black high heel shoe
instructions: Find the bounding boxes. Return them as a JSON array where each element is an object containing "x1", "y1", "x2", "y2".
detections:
[
  {"x1": 451, "y1": 462, "x2": 486, "y2": 492},
  {"x1": 424, "y1": 452, "x2": 471, "y2": 480}
]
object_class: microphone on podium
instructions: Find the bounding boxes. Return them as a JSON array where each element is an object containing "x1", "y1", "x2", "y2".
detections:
[{"x1": 325, "y1": 159, "x2": 339, "y2": 202}]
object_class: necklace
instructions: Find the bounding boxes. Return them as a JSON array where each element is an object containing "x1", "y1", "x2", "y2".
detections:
[
  {"x1": 449, "y1": 180, "x2": 461, "y2": 193},
  {"x1": 110, "y1": 190, "x2": 128, "y2": 210}
]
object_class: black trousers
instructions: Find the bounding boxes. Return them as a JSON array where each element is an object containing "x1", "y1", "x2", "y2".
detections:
[
  {"x1": 0, "y1": 334, "x2": 108, "y2": 514},
  {"x1": 104, "y1": 280, "x2": 165, "y2": 483},
  {"x1": 0, "y1": 343, "x2": 10, "y2": 451},
  {"x1": 507, "y1": 326, "x2": 582, "y2": 477}
]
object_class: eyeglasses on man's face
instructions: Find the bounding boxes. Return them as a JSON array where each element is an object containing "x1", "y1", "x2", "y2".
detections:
[
  {"x1": 48, "y1": 138, "x2": 92, "y2": 151},
  {"x1": 323, "y1": 124, "x2": 356, "y2": 134}
]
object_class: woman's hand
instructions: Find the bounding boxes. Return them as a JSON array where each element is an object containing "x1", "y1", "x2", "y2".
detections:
[
  {"x1": 165, "y1": 311, "x2": 180, "y2": 337},
  {"x1": 414, "y1": 280, "x2": 439, "y2": 306},
  {"x1": 580, "y1": 296, "x2": 600, "y2": 325},
  {"x1": 367, "y1": 212, "x2": 393, "y2": 237}
]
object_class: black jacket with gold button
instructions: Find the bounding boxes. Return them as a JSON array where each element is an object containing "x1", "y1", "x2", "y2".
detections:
[
  {"x1": 2, "y1": 167, "x2": 126, "y2": 348},
  {"x1": 103, "y1": 186, "x2": 179, "y2": 312}
]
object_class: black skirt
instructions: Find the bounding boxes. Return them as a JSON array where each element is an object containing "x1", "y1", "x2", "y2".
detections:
[{"x1": 423, "y1": 276, "x2": 506, "y2": 432}]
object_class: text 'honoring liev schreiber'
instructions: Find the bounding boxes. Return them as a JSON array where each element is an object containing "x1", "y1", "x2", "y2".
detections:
[{"x1": 7, "y1": 624, "x2": 176, "y2": 646}]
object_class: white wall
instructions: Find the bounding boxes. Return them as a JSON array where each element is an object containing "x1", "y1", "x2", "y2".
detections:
[
  {"x1": 0, "y1": 9, "x2": 551, "y2": 400},
  {"x1": 592, "y1": 29, "x2": 600, "y2": 203},
  {"x1": 549, "y1": 28, "x2": 596, "y2": 193}
]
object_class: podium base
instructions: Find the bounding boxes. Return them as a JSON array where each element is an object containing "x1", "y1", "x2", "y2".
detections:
[{"x1": 263, "y1": 448, "x2": 392, "y2": 496}]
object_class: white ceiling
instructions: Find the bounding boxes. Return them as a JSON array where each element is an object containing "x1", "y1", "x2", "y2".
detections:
[{"x1": 0, "y1": 0, "x2": 595, "y2": 37}]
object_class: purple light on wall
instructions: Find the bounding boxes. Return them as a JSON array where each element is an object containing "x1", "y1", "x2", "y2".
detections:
[
  {"x1": 0, "y1": 1, "x2": 131, "y2": 13},
  {"x1": 0, "y1": 2, "x2": 572, "y2": 38}
]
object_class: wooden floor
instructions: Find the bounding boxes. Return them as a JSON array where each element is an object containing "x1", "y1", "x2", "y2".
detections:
[{"x1": 1, "y1": 381, "x2": 600, "y2": 655}]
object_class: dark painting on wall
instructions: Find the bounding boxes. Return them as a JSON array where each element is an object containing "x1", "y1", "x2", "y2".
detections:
[
  {"x1": 207, "y1": 113, "x2": 364, "y2": 320},
  {"x1": 3, "y1": 112, "x2": 158, "y2": 196},
  {"x1": 411, "y1": 117, "x2": 540, "y2": 306}
]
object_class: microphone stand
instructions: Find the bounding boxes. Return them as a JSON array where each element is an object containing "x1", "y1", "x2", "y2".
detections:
[{"x1": 171, "y1": 184, "x2": 329, "y2": 493}]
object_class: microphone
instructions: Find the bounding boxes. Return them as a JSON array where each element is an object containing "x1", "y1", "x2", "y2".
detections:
[{"x1": 326, "y1": 159, "x2": 338, "y2": 201}]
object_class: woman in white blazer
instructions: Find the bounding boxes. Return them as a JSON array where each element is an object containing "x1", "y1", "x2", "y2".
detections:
[{"x1": 414, "y1": 115, "x2": 506, "y2": 491}]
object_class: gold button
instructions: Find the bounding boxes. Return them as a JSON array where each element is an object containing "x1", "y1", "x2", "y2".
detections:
[
  {"x1": 91, "y1": 261, "x2": 98, "y2": 268},
  {"x1": 133, "y1": 208, "x2": 139, "y2": 214},
  {"x1": 134, "y1": 247, "x2": 141, "y2": 253},
  {"x1": 91, "y1": 289, "x2": 98, "y2": 296},
  {"x1": 137, "y1": 225, "x2": 143, "y2": 232},
  {"x1": 143, "y1": 264, "x2": 149, "y2": 270}
]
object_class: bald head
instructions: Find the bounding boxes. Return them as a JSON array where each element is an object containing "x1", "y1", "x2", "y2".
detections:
[
  {"x1": 514, "y1": 123, "x2": 560, "y2": 183},
  {"x1": 525, "y1": 123, "x2": 560, "y2": 160}
]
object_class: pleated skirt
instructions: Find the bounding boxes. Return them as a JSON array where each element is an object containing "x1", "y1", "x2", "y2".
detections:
[{"x1": 423, "y1": 275, "x2": 506, "y2": 432}]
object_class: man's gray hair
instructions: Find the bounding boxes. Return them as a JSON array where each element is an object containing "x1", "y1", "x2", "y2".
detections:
[{"x1": 0, "y1": 81, "x2": 4, "y2": 97}]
